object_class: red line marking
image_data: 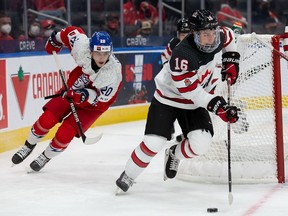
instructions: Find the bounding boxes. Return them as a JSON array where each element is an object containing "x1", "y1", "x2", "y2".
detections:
[{"x1": 242, "y1": 179, "x2": 287, "y2": 216}]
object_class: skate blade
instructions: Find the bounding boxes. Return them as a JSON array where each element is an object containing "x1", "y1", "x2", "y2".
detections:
[
  {"x1": 115, "y1": 187, "x2": 124, "y2": 196},
  {"x1": 26, "y1": 167, "x2": 38, "y2": 174},
  {"x1": 163, "y1": 173, "x2": 168, "y2": 181},
  {"x1": 163, "y1": 149, "x2": 169, "y2": 181}
]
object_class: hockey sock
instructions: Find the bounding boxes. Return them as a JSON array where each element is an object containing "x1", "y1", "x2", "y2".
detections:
[
  {"x1": 174, "y1": 139, "x2": 198, "y2": 159},
  {"x1": 27, "y1": 110, "x2": 58, "y2": 144},
  {"x1": 44, "y1": 121, "x2": 77, "y2": 158},
  {"x1": 125, "y1": 135, "x2": 166, "y2": 179}
]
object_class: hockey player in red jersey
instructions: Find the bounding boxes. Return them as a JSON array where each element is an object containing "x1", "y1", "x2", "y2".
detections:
[
  {"x1": 116, "y1": 9, "x2": 240, "y2": 192},
  {"x1": 11, "y1": 26, "x2": 122, "y2": 172}
]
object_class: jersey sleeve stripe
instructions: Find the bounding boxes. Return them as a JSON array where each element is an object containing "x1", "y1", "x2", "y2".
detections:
[
  {"x1": 222, "y1": 27, "x2": 233, "y2": 47},
  {"x1": 156, "y1": 89, "x2": 194, "y2": 104},
  {"x1": 177, "y1": 79, "x2": 199, "y2": 93},
  {"x1": 171, "y1": 71, "x2": 197, "y2": 81}
]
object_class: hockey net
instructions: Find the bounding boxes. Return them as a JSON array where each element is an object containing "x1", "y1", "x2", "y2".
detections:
[{"x1": 178, "y1": 34, "x2": 288, "y2": 184}]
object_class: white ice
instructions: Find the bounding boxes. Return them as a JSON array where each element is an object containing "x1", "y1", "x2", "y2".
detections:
[{"x1": 1, "y1": 120, "x2": 288, "y2": 216}]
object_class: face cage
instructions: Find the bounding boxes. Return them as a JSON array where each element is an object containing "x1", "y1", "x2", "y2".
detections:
[{"x1": 193, "y1": 26, "x2": 221, "y2": 53}]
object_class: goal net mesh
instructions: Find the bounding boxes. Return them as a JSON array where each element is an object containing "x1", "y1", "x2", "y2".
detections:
[{"x1": 177, "y1": 34, "x2": 288, "y2": 184}]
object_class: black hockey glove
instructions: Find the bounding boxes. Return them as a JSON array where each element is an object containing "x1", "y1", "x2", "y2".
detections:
[
  {"x1": 207, "y1": 96, "x2": 239, "y2": 123},
  {"x1": 221, "y1": 52, "x2": 240, "y2": 85}
]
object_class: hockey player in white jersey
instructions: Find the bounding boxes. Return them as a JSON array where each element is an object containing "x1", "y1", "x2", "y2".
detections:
[
  {"x1": 116, "y1": 9, "x2": 240, "y2": 193},
  {"x1": 161, "y1": 17, "x2": 191, "y2": 66},
  {"x1": 161, "y1": 17, "x2": 192, "y2": 141}
]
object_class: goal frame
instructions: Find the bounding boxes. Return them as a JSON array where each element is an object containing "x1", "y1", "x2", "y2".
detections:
[
  {"x1": 177, "y1": 34, "x2": 286, "y2": 184},
  {"x1": 272, "y1": 35, "x2": 285, "y2": 183}
]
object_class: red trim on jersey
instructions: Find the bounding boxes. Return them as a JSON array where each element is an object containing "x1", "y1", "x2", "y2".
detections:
[
  {"x1": 178, "y1": 79, "x2": 199, "y2": 93},
  {"x1": 167, "y1": 46, "x2": 172, "y2": 55},
  {"x1": 222, "y1": 27, "x2": 233, "y2": 47},
  {"x1": 131, "y1": 150, "x2": 149, "y2": 168},
  {"x1": 60, "y1": 26, "x2": 85, "y2": 51},
  {"x1": 140, "y1": 141, "x2": 156, "y2": 157},
  {"x1": 209, "y1": 86, "x2": 216, "y2": 94},
  {"x1": 156, "y1": 89, "x2": 194, "y2": 104},
  {"x1": 171, "y1": 71, "x2": 197, "y2": 82},
  {"x1": 281, "y1": 32, "x2": 288, "y2": 38},
  {"x1": 211, "y1": 78, "x2": 218, "y2": 85}
]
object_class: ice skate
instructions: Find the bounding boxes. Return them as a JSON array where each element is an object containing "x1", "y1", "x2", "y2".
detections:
[
  {"x1": 115, "y1": 171, "x2": 134, "y2": 194},
  {"x1": 11, "y1": 141, "x2": 36, "y2": 165},
  {"x1": 29, "y1": 152, "x2": 50, "y2": 172},
  {"x1": 164, "y1": 145, "x2": 180, "y2": 181}
]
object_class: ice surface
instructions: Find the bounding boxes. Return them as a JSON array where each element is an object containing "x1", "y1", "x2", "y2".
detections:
[{"x1": 1, "y1": 120, "x2": 288, "y2": 216}]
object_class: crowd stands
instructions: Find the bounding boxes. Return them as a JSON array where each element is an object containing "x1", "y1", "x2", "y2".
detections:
[
  {"x1": 0, "y1": 0, "x2": 287, "y2": 52},
  {"x1": 33, "y1": 0, "x2": 66, "y2": 20},
  {"x1": 123, "y1": 0, "x2": 166, "y2": 37},
  {"x1": 217, "y1": 0, "x2": 247, "y2": 29},
  {"x1": 252, "y1": 0, "x2": 284, "y2": 34},
  {"x1": 102, "y1": 12, "x2": 120, "y2": 37},
  {"x1": 0, "y1": 12, "x2": 13, "y2": 40}
]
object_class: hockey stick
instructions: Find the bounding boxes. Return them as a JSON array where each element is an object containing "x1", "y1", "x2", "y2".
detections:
[
  {"x1": 226, "y1": 78, "x2": 233, "y2": 205},
  {"x1": 44, "y1": 93, "x2": 62, "y2": 100},
  {"x1": 52, "y1": 51, "x2": 102, "y2": 145},
  {"x1": 252, "y1": 32, "x2": 288, "y2": 61}
]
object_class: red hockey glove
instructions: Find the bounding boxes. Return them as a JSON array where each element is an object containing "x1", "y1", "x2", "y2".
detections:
[
  {"x1": 45, "y1": 31, "x2": 63, "y2": 54},
  {"x1": 62, "y1": 89, "x2": 89, "y2": 105},
  {"x1": 221, "y1": 52, "x2": 240, "y2": 85},
  {"x1": 207, "y1": 96, "x2": 239, "y2": 123}
]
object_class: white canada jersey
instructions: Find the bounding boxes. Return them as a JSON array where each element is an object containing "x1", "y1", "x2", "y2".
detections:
[
  {"x1": 154, "y1": 26, "x2": 237, "y2": 110},
  {"x1": 161, "y1": 37, "x2": 181, "y2": 65}
]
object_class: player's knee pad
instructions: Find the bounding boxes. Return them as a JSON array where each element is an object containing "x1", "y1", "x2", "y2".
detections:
[
  {"x1": 52, "y1": 121, "x2": 77, "y2": 149},
  {"x1": 143, "y1": 135, "x2": 167, "y2": 152},
  {"x1": 37, "y1": 110, "x2": 58, "y2": 131},
  {"x1": 187, "y1": 129, "x2": 212, "y2": 155},
  {"x1": 29, "y1": 110, "x2": 58, "y2": 142}
]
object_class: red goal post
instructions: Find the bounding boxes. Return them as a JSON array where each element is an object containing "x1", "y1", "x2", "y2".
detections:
[{"x1": 177, "y1": 34, "x2": 288, "y2": 184}]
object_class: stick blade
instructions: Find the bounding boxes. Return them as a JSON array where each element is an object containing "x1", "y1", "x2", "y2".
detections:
[
  {"x1": 228, "y1": 192, "x2": 234, "y2": 205},
  {"x1": 84, "y1": 133, "x2": 103, "y2": 145}
]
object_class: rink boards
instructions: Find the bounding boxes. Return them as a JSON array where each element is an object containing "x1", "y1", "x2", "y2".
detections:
[
  {"x1": 0, "y1": 48, "x2": 163, "y2": 152},
  {"x1": 1, "y1": 45, "x2": 288, "y2": 153}
]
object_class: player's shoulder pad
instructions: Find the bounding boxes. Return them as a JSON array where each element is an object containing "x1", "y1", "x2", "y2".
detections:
[
  {"x1": 70, "y1": 35, "x2": 90, "y2": 71},
  {"x1": 60, "y1": 26, "x2": 86, "y2": 50},
  {"x1": 169, "y1": 37, "x2": 198, "y2": 72},
  {"x1": 90, "y1": 54, "x2": 122, "y2": 89},
  {"x1": 169, "y1": 37, "x2": 181, "y2": 50},
  {"x1": 220, "y1": 26, "x2": 234, "y2": 48}
]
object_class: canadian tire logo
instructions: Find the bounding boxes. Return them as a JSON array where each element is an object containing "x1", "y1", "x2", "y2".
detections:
[
  {"x1": 11, "y1": 66, "x2": 30, "y2": 119},
  {"x1": 0, "y1": 60, "x2": 8, "y2": 129}
]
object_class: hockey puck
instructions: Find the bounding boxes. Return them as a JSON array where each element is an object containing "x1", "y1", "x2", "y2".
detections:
[{"x1": 207, "y1": 208, "x2": 218, "y2": 213}]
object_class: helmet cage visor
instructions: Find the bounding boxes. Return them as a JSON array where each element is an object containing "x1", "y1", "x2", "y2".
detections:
[{"x1": 194, "y1": 26, "x2": 221, "y2": 53}]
